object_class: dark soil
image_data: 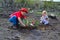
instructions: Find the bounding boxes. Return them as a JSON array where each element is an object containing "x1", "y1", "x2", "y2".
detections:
[{"x1": 0, "y1": 16, "x2": 60, "y2": 40}]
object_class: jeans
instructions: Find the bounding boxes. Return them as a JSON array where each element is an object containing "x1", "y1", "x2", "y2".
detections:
[{"x1": 9, "y1": 16, "x2": 18, "y2": 26}]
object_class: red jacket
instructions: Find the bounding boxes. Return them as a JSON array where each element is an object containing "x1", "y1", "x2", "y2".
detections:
[{"x1": 10, "y1": 11, "x2": 26, "y2": 19}]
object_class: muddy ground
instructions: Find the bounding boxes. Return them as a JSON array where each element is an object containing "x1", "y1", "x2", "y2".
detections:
[{"x1": 0, "y1": 16, "x2": 60, "y2": 40}]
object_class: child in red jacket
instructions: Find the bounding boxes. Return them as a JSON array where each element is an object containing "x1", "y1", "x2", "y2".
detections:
[{"x1": 9, "y1": 8, "x2": 28, "y2": 29}]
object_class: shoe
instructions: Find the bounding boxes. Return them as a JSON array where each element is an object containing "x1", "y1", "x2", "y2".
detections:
[
  {"x1": 8, "y1": 26, "x2": 17, "y2": 30},
  {"x1": 8, "y1": 26, "x2": 13, "y2": 29}
]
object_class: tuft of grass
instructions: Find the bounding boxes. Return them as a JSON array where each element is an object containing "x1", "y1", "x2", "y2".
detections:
[
  {"x1": 36, "y1": 12, "x2": 42, "y2": 15},
  {"x1": 0, "y1": 8, "x2": 3, "y2": 13},
  {"x1": 23, "y1": 19, "x2": 40, "y2": 26},
  {"x1": 35, "y1": 20, "x2": 40, "y2": 26},
  {"x1": 37, "y1": 12, "x2": 41, "y2": 14}
]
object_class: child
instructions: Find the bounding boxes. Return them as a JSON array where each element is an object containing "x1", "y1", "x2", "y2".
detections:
[
  {"x1": 9, "y1": 8, "x2": 28, "y2": 29},
  {"x1": 40, "y1": 10, "x2": 49, "y2": 25}
]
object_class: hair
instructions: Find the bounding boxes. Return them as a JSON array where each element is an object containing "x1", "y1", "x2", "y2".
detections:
[
  {"x1": 42, "y1": 10, "x2": 47, "y2": 15},
  {"x1": 19, "y1": 8, "x2": 28, "y2": 13}
]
